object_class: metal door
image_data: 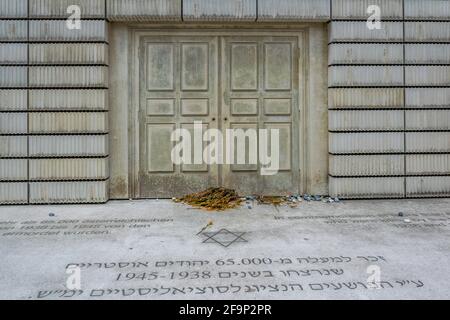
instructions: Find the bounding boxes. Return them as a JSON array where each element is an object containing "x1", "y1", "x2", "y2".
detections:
[
  {"x1": 138, "y1": 34, "x2": 300, "y2": 197},
  {"x1": 139, "y1": 36, "x2": 219, "y2": 198},
  {"x1": 221, "y1": 36, "x2": 300, "y2": 195}
]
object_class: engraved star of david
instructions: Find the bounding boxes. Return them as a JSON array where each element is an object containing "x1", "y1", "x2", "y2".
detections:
[{"x1": 199, "y1": 229, "x2": 248, "y2": 247}]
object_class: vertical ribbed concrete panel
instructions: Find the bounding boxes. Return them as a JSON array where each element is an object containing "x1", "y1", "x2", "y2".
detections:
[
  {"x1": 329, "y1": 110, "x2": 404, "y2": 132},
  {"x1": 406, "y1": 177, "x2": 450, "y2": 198},
  {"x1": 403, "y1": 12, "x2": 450, "y2": 197},
  {"x1": 107, "y1": 0, "x2": 181, "y2": 21},
  {"x1": 0, "y1": 44, "x2": 28, "y2": 65},
  {"x1": 329, "y1": 66, "x2": 404, "y2": 87},
  {"x1": 405, "y1": 66, "x2": 450, "y2": 86},
  {"x1": 29, "y1": 66, "x2": 108, "y2": 88},
  {"x1": 0, "y1": 67, "x2": 27, "y2": 87},
  {"x1": 29, "y1": 112, "x2": 108, "y2": 134},
  {"x1": 405, "y1": 22, "x2": 450, "y2": 42},
  {"x1": 405, "y1": 0, "x2": 450, "y2": 21},
  {"x1": 332, "y1": 0, "x2": 403, "y2": 20},
  {"x1": 0, "y1": 1, "x2": 29, "y2": 204},
  {"x1": 406, "y1": 132, "x2": 450, "y2": 153},
  {"x1": 29, "y1": 43, "x2": 109, "y2": 65},
  {"x1": 0, "y1": 0, "x2": 28, "y2": 18},
  {"x1": 330, "y1": 155, "x2": 405, "y2": 177},
  {"x1": 329, "y1": 44, "x2": 404, "y2": 65},
  {"x1": 0, "y1": 183, "x2": 28, "y2": 204},
  {"x1": 406, "y1": 154, "x2": 450, "y2": 176},
  {"x1": 0, "y1": 113, "x2": 28, "y2": 134},
  {"x1": 29, "y1": 158, "x2": 109, "y2": 180},
  {"x1": 329, "y1": 22, "x2": 403, "y2": 42},
  {"x1": 258, "y1": 0, "x2": 330, "y2": 21},
  {"x1": 329, "y1": 177, "x2": 405, "y2": 199},
  {"x1": 0, "y1": 159, "x2": 28, "y2": 181},
  {"x1": 29, "y1": 0, "x2": 106, "y2": 18},
  {"x1": 29, "y1": 135, "x2": 109, "y2": 157},
  {"x1": 0, "y1": 136, "x2": 27, "y2": 158},
  {"x1": 329, "y1": 133, "x2": 404, "y2": 154},
  {"x1": 0, "y1": 20, "x2": 28, "y2": 41},
  {"x1": 405, "y1": 44, "x2": 450, "y2": 64},
  {"x1": 0, "y1": 90, "x2": 27, "y2": 111},
  {"x1": 406, "y1": 110, "x2": 450, "y2": 131},
  {"x1": 329, "y1": 88, "x2": 404, "y2": 109},
  {"x1": 329, "y1": 1, "x2": 408, "y2": 199},
  {"x1": 29, "y1": 90, "x2": 108, "y2": 110},
  {"x1": 24, "y1": 2, "x2": 110, "y2": 204},
  {"x1": 183, "y1": 0, "x2": 256, "y2": 21},
  {"x1": 29, "y1": 20, "x2": 108, "y2": 42},
  {"x1": 30, "y1": 181, "x2": 109, "y2": 204},
  {"x1": 406, "y1": 88, "x2": 450, "y2": 108}
]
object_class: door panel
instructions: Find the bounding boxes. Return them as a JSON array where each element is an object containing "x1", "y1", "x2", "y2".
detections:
[
  {"x1": 222, "y1": 36, "x2": 300, "y2": 195},
  {"x1": 138, "y1": 34, "x2": 300, "y2": 198},
  {"x1": 139, "y1": 36, "x2": 219, "y2": 198}
]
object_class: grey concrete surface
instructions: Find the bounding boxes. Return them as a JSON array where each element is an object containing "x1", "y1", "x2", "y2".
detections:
[{"x1": 0, "y1": 199, "x2": 449, "y2": 300}]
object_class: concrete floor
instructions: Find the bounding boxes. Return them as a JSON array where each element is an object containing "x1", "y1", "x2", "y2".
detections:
[{"x1": 0, "y1": 198, "x2": 449, "y2": 300}]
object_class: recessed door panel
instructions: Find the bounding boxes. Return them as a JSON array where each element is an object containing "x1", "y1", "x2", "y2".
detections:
[
  {"x1": 222, "y1": 36, "x2": 300, "y2": 195},
  {"x1": 139, "y1": 36, "x2": 219, "y2": 198},
  {"x1": 138, "y1": 34, "x2": 301, "y2": 198}
]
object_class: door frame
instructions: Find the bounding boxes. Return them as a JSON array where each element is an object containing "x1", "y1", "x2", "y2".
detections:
[{"x1": 129, "y1": 26, "x2": 309, "y2": 199}]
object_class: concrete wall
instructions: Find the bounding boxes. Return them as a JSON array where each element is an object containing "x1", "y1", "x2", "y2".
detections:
[
  {"x1": 0, "y1": 0, "x2": 109, "y2": 204},
  {"x1": 1, "y1": 0, "x2": 449, "y2": 203},
  {"x1": 329, "y1": 0, "x2": 450, "y2": 198}
]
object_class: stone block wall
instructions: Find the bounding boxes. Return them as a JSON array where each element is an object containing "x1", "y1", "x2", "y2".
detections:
[
  {"x1": 0, "y1": 0, "x2": 449, "y2": 203},
  {"x1": 0, "y1": 0, "x2": 109, "y2": 204},
  {"x1": 328, "y1": 0, "x2": 450, "y2": 198}
]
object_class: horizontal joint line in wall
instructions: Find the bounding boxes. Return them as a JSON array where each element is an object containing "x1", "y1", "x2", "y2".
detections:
[
  {"x1": 0, "y1": 110, "x2": 108, "y2": 113},
  {"x1": 0, "y1": 17, "x2": 106, "y2": 20},
  {"x1": 405, "y1": 196, "x2": 450, "y2": 199},
  {"x1": 27, "y1": 88, "x2": 108, "y2": 91},
  {"x1": 328, "y1": 42, "x2": 405, "y2": 45},
  {"x1": 329, "y1": 130, "x2": 450, "y2": 133},
  {"x1": 0, "y1": 133, "x2": 108, "y2": 136},
  {"x1": 0, "y1": 18, "x2": 29, "y2": 20},
  {"x1": 26, "y1": 156, "x2": 109, "y2": 160},
  {"x1": 28, "y1": 41, "x2": 109, "y2": 45},
  {"x1": 328, "y1": 108, "x2": 450, "y2": 111},
  {"x1": 0, "y1": 64, "x2": 109, "y2": 67},
  {"x1": 329, "y1": 130, "x2": 405, "y2": 133},
  {"x1": 330, "y1": 19, "x2": 404, "y2": 22},
  {"x1": 25, "y1": 201, "x2": 109, "y2": 206},
  {"x1": 329, "y1": 175, "x2": 406, "y2": 178},
  {"x1": 330, "y1": 19, "x2": 450, "y2": 23},
  {"x1": 329, "y1": 152, "x2": 450, "y2": 156},
  {"x1": 0, "y1": 156, "x2": 108, "y2": 160},
  {"x1": 0, "y1": 87, "x2": 109, "y2": 90},
  {"x1": 404, "y1": 19, "x2": 450, "y2": 23},
  {"x1": 328, "y1": 64, "x2": 450, "y2": 67},
  {"x1": 404, "y1": 42, "x2": 450, "y2": 44},
  {"x1": 328, "y1": 86, "x2": 450, "y2": 89},
  {"x1": 328, "y1": 41, "x2": 405, "y2": 44},
  {"x1": 27, "y1": 64, "x2": 109, "y2": 67},
  {"x1": 0, "y1": 157, "x2": 29, "y2": 159},
  {"x1": 29, "y1": 87, "x2": 109, "y2": 90},
  {"x1": 328, "y1": 86, "x2": 405, "y2": 89},
  {"x1": 330, "y1": 174, "x2": 450, "y2": 178},
  {"x1": 328, "y1": 64, "x2": 402, "y2": 67},
  {"x1": 29, "y1": 178, "x2": 110, "y2": 183},
  {"x1": 28, "y1": 155, "x2": 108, "y2": 159}
]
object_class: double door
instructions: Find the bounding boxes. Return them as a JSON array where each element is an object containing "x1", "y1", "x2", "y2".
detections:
[{"x1": 138, "y1": 34, "x2": 300, "y2": 198}]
